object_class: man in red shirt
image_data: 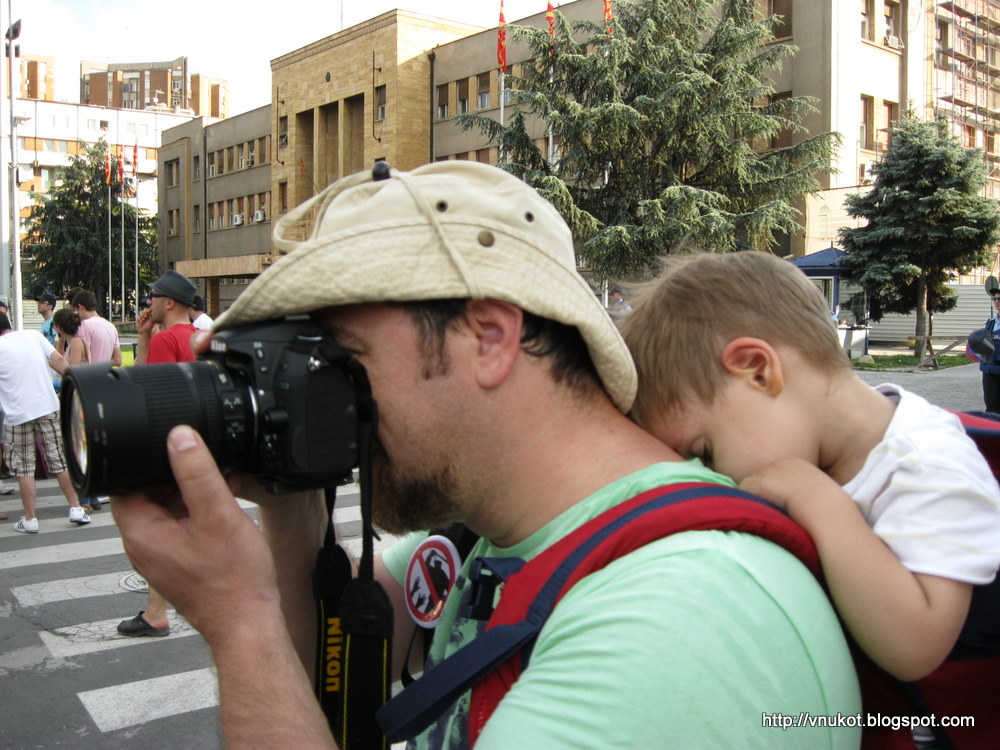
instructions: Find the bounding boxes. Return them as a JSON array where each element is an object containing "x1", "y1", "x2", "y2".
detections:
[{"x1": 118, "y1": 269, "x2": 197, "y2": 637}]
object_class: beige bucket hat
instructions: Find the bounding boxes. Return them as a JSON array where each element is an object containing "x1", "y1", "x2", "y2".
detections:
[{"x1": 216, "y1": 161, "x2": 637, "y2": 412}]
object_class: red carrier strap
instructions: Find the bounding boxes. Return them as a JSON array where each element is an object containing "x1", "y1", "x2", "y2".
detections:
[
  {"x1": 376, "y1": 483, "x2": 818, "y2": 745},
  {"x1": 466, "y1": 482, "x2": 821, "y2": 746}
]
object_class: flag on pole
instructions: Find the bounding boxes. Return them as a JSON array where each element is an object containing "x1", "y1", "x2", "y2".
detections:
[
  {"x1": 132, "y1": 143, "x2": 138, "y2": 177},
  {"x1": 497, "y1": 1, "x2": 508, "y2": 73},
  {"x1": 118, "y1": 145, "x2": 125, "y2": 184},
  {"x1": 104, "y1": 151, "x2": 111, "y2": 185},
  {"x1": 604, "y1": 0, "x2": 613, "y2": 33},
  {"x1": 547, "y1": 1, "x2": 556, "y2": 58}
]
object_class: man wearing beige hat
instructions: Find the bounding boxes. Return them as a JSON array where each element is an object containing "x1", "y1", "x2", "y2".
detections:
[{"x1": 112, "y1": 163, "x2": 860, "y2": 748}]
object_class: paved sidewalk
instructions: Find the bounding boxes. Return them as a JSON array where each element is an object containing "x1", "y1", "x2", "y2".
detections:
[{"x1": 855, "y1": 362, "x2": 985, "y2": 413}]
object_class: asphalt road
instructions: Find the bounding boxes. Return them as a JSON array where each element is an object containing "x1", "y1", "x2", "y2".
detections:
[{"x1": 854, "y1": 361, "x2": 986, "y2": 413}]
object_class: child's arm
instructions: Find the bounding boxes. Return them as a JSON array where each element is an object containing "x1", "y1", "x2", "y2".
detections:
[{"x1": 740, "y1": 457, "x2": 972, "y2": 681}]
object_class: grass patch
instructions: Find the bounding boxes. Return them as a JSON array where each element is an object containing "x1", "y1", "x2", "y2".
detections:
[{"x1": 853, "y1": 354, "x2": 970, "y2": 371}]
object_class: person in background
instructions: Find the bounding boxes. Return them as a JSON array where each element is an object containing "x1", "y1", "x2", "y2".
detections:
[
  {"x1": 53, "y1": 308, "x2": 90, "y2": 366},
  {"x1": 978, "y1": 287, "x2": 1000, "y2": 412},
  {"x1": 117, "y1": 269, "x2": 198, "y2": 638},
  {"x1": 189, "y1": 295, "x2": 213, "y2": 330},
  {"x1": 0, "y1": 311, "x2": 90, "y2": 532},
  {"x1": 36, "y1": 294, "x2": 57, "y2": 345},
  {"x1": 607, "y1": 287, "x2": 632, "y2": 321},
  {"x1": 72, "y1": 290, "x2": 122, "y2": 368}
]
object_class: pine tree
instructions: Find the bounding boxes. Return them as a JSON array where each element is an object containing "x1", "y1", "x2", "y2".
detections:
[
  {"x1": 24, "y1": 139, "x2": 158, "y2": 317},
  {"x1": 459, "y1": 0, "x2": 839, "y2": 280},
  {"x1": 839, "y1": 116, "x2": 1000, "y2": 359}
]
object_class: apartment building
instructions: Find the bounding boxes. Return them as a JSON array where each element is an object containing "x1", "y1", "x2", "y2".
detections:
[
  {"x1": 1, "y1": 98, "x2": 195, "y2": 266},
  {"x1": 81, "y1": 56, "x2": 229, "y2": 118},
  {"x1": 158, "y1": 106, "x2": 271, "y2": 314}
]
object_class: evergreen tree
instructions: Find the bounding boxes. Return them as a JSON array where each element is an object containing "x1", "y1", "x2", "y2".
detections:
[
  {"x1": 839, "y1": 116, "x2": 1000, "y2": 358},
  {"x1": 459, "y1": 0, "x2": 839, "y2": 279},
  {"x1": 23, "y1": 139, "x2": 158, "y2": 317}
]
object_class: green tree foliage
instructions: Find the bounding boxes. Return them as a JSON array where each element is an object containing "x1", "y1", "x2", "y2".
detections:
[
  {"x1": 459, "y1": 0, "x2": 839, "y2": 279},
  {"x1": 839, "y1": 116, "x2": 1000, "y2": 357},
  {"x1": 23, "y1": 139, "x2": 158, "y2": 317}
]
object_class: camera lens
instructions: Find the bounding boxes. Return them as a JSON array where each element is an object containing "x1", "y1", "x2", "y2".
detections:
[{"x1": 60, "y1": 361, "x2": 254, "y2": 496}]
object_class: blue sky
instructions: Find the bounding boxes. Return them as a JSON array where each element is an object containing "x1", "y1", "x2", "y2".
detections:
[{"x1": 12, "y1": 0, "x2": 553, "y2": 114}]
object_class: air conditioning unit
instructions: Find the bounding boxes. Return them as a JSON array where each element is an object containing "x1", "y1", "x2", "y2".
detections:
[
  {"x1": 376, "y1": 104, "x2": 387, "y2": 121},
  {"x1": 253, "y1": 209, "x2": 266, "y2": 223},
  {"x1": 885, "y1": 35, "x2": 903, "y2": 50},
  {"x1": 232, "y1": 213, "x2": 244, "y2": 226}
]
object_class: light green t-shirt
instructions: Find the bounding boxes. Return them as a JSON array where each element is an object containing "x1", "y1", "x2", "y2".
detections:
[{"x1": 383, "y1": 461, "x2": 861, "y2": 750}]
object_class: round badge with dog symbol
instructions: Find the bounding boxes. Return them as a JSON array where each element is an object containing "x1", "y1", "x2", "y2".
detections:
[{"x1": 405, "y1": 535, "x2": 462, "y2": 628}]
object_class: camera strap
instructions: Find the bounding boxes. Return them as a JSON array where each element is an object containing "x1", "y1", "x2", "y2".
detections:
[{"x1": 311, "y1": 349, "x2": 393, "y2": 750}]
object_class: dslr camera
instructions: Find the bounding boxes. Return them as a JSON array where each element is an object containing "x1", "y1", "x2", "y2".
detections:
[{"x1": 60, "y1": 318, "x2": 374, "y2": 497}]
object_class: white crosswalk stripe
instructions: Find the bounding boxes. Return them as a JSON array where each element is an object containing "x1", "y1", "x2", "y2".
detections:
[
  {"x1": 79, "y1": 668, "x2": 219, "y2": 733},
  {"x1": 0, "y1": 478, "x2": 383, "y2": 748}
]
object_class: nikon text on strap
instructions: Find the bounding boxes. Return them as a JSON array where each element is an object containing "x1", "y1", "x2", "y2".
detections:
[{"x1": 311, "y1": 345, "x2": 393, "y2": 750}]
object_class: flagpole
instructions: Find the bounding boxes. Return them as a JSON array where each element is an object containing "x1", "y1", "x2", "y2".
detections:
[
  {"x1": 6, "y1": 4, "x2": 22, "y2": 329},
  {"x1": 133, "y1": 143, "x2": 138, "y2": 321},
  {"x1": 497, "y1": 0, "x2": 507, "y2": 164},
  {"x1": 547, "y1": 2, "x2": 555, "y2": 163}
]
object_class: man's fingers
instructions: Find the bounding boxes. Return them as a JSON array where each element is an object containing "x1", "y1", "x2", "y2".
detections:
[{"x1": 166, "y1": 425, "x2": 237, "y2": 520}]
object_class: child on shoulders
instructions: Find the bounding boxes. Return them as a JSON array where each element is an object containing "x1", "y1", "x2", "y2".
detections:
[{"x1": 620, "y1": 251, "x2": 1000, "y2": 684}]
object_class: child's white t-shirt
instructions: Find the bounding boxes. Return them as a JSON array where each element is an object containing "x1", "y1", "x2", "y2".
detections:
[{"x1": 844, "y1": 383, "x2": 1000, "y2": 584}]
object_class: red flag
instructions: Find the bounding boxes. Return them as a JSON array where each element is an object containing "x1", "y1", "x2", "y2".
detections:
[
  {"x1": 132, "y1": 143, "x2": 138, "y2": 177},
  {"x1": 547, "y1": 1, "x2": 556, "y2": 61},
  {"x1": 104, "y1": 152, "x2": 111, "y2": 185},
  {"x1": 118, "y1": 145, "x2": 124, "y2": 184},
  {"x1": 604, "y1": 0, "x2": 613, "y2": 33},
  {"x1": 497, "y1": 1, "x2": 508, "y2": 73}
]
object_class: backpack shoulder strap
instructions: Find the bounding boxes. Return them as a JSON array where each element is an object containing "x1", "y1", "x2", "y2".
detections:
[{"x1": 376, "y1": 482, "x2": 817, "y2": 744}]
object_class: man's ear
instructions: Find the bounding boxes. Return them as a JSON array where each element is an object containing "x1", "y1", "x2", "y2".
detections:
[
  {"x1": 720, "y1": 337, "x2": 784, "y2": 396},
  {"x1": 463, "y1": 299, "x2": 523, "y2": 390}
]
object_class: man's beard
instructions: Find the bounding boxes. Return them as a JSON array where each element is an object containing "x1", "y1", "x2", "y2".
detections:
[{"x1": 370, "y1": 440, "x2": 463, "y2": 534}]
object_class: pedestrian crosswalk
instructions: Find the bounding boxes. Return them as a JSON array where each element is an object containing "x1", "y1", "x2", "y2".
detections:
[{"x1": 0, "y1": 478, "x2": 392, "y2": 749}]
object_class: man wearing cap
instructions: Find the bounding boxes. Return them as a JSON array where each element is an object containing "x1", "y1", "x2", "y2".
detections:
[
  {"x1": 979, "y1": 287, "x2": 1000, "y2": 412},
  {"x1": 72, "y1": 290, "x2": 122, "y2": 367},
  {"x1": 112, "y1": 163, "x2": 860, "y2": 748},
  {"x1": 36, "y1": 293, "x2": 57, "y2": 345},
  {"x1": 116, "y1": 269, "x2": 199, "y2": 638},
  {"x1": 134, "y1": 270, "x2": 198, "y2": 367}
]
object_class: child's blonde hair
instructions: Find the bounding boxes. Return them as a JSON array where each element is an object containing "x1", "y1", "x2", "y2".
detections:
[{"x1": 620, "y1": 251, "x2": 850, "y2": 426}]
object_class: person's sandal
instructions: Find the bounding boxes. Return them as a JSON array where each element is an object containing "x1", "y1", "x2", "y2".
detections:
[{"x1": 116, "y1": 611, "x2": 170, "y2": 637}]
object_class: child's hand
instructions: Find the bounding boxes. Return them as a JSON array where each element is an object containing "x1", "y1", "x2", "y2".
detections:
[{"x1": 739, "y1": 457, "x2": 842, "y2": 517}]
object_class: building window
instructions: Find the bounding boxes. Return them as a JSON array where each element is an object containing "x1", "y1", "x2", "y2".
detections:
[
  {"x1": 193, "y1": 155, "x2": 200, "y2": 180},
  {"x1": 883, "y1": 1, "x2": 901, "y2": 48},
  {"x1": 883, "y1": 101, "x2": 899, "y2": 134},
  {"x1": 193, "y1": 204, "x2": 201, "y2": 233},
  {"x1": 166, "y1": 159, "x2": 180, "y2": 187},
  {"x1": 860, "y1": 95, "x2": 875, "y2": 150},
  {"x1": 769, "y1": 0, "x2": 792, "y2": 38},
  {"x1": 208, "y1": 204, "x2": 216, "y2": 230},
  {"x1": 375, "y1": 85, "x2": 387, "y2": 121},
  {"x1": 965, "y1": 124, "x2": 977, "y2": 148},
  {"x1": 168, "y1": 209, "x2": 179, "y2": 237},
  {"x1": 457, "y1": 79, "x2": 469, "y2": 115},
  {"x1": 436, "y1": 83, "x2": 449, "y2": 120},
  {"x1": 861, "y1": 0, "x2": 875, "y2": 42},
  {"x1": 279, "y1": 180, "x2": 288, "y2": 212},
  {"x1": 476, "y1": 73, "x2": 490, "y2": 110},
  {"x1": 278, "y1": 116, "x2": 288, "y2": 148},
  {"x1": 476, "y1": 148, "x2": 491, "y2": 164}
]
